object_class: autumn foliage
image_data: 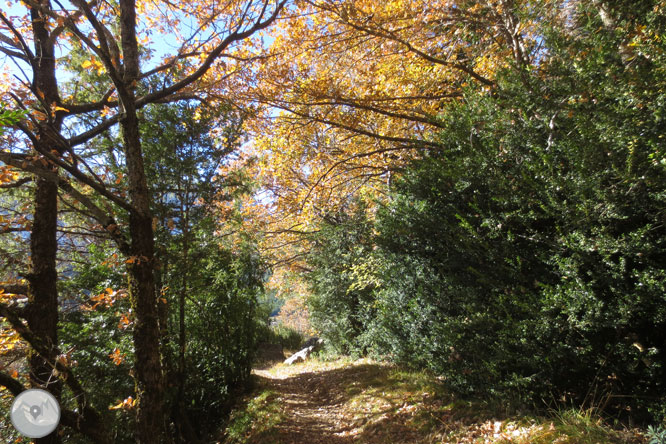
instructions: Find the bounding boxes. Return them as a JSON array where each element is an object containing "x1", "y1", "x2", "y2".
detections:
[{"x1": 2, "y1": 0, "x2": 666, "y2": 441}]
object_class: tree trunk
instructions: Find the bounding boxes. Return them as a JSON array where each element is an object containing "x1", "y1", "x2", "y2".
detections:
[
  {"x1": 118, "y1": 2, "x2": 165, "y2": 440},
  {"x1": 27, "y1": 2, "x2": 62, "y2": 442},
  {"x1": 174, "y1": 199, "x2": 191, "y2": 442},
  {"x1": 178, "y1": 199, "x2": 189, "y2": 406},
  {"x1": 120, "y1": 102, "x2": 165, "y2": 443},
  {"x1": 26, "y1": 177, "x2": 62, "y2": 444}
]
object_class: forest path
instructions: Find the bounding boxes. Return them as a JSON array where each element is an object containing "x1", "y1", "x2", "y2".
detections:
[
  {"x1": 220, "y1": 357, "x2": 646, "y2": 444},
  {"x1": 224, "y1": 357, "x2": 428, "y2": 444},
  {"x1": 251, "y1": 360, "x2": 363, "y2": 444}
]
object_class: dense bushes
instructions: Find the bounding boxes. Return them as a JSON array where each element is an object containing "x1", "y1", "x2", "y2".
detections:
[
  {"x1": 307, "y1": 207, "x2": 375, "y2": 355},
  {"x1": 256, "y1": 322, "x2": 305, "y2": 351},
  {"x1": 53, "y1": 239, "x2": 266, "y2": 443},
  {"x1": 305, "y1": 1, "x2": 666, "y2": 422}
]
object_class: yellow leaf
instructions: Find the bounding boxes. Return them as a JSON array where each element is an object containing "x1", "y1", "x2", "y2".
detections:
[
  {"x1": 109, "y1": 401, "x2": 123, "y2": 410},
  {"x1": 109, "y1": 396, "x2": 134, "y2": 410}
]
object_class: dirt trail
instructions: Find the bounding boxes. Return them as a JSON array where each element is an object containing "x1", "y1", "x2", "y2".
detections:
[
  {"x1": 248, "y1": 358, "x2": 426, "y2": 444},
  {"x1": 253, "y1": 364, "x2": 359, "y2": 444},
  {"x1": 225, "y1": 358, "x2": 646, "y2": 444}
]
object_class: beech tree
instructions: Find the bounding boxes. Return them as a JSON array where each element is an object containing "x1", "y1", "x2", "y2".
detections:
[
  {"x1": 219, "y1": 0, "x2": 544, "y2": 278},
  {"x1": 220, "y1": 0, "x2": 649, "y2": 311}
]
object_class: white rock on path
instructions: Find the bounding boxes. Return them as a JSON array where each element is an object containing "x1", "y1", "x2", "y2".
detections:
[{"x1": 284, "y1": 338, "x2": 323, "y2": 365}]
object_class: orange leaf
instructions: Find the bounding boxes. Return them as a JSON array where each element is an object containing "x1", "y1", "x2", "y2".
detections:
[
  {"x1": 109, "y1": 396, "x2": 135, "y2": 410},
  {"x1": 117, "y1": 313, "x2": 131, "y2": 329},
  {"x1": 109, "y1": 348, "x2": 125, "y2": 365}
]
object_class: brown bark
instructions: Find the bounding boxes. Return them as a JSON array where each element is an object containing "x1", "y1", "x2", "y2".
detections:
[
  {"x1": 1, "y1": 2, "x2": 114, "y2": 442},
  {"x1": 59, "y1": 409, "x2": 112, "y2": 444},
  {"x1": 24, "y1": 180, "x2": 60, "y2": 444},
  {"x1": 175, "y1": 198, "x2": 190, "y2": 442},
  {"x1": 0, "y1": 303, "x2": 111, "y2": 444},
  {"x1": 26, "y1": 2, "x2": 62, "y2": 443},
  {"x1": 121, "y1": 101, "x2": 165, "y2": 443},
  {"x1": 178, "y1": 199, "x2": 189, "y2": 402},
  {"x1": 118, "y1": 2, "x2": 165, "y2": 441}
]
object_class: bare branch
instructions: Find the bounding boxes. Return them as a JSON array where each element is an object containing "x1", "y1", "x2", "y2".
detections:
[
  {"x1": 63, "y1": 88, "x2": 118, "y2": 115},
  {"x1": 0, "y1": 284, "x2": 28, "y2": 295},
  {"x1": 69, "y1": 115, "x2": 120, "y2": 147},
  {"x1": 138, "y1": 0, "x2": 288, "y2": 106},
  {"x1": 0, "y1": 11, "x2": 35, "y2": 64},
  {"x1": 0, "y1": 152, "x2": 131, "y2": 254},
  {"x1": 0, "y1": 44, "x2": 29, "y2": 61}
]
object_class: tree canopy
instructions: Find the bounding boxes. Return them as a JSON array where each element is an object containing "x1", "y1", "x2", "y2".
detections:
[{"x1": 1, "y1": 0, "x2": 665, "y2": 442}]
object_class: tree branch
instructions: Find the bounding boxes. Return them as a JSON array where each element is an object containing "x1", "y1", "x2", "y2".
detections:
[
  {"x1": 63, "y1": 88, "x2": 118, "y2": 115},
  {"x1": 271, "y1": 102, "x2": 443, "y2": 149},
  {"x1": 0, "y1": 11, "x2": 35, "y2": 64},
  {"x1": 0, "y1": 177, "x2": 32, "y2": 189},
  {"x1": 313, "y1": 1, "x2": 495, "y2": 87},
  {"x1": 0, "y1": 152, "x2": 131, "y2": 254},
  {"x1": 137, "y1": 0, "x2": 288, "y2": 106},
  {"x1": 0, "y1": 371, "x2": 26, "y2": 396},
  {"x1": 0, "y1": 283, "x2": 28, "y2": 295}
]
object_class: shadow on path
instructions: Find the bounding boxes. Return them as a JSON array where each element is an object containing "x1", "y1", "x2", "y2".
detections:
[
  {"x1": 224, "y1": 359, "x2": 646, "y2": 444},
  {"x1": 249, "y1": 361, "x2": 430, "y2": 444}
]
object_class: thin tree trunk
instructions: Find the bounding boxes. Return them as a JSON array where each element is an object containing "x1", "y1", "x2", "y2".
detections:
[
  {"x1": 121, "y1": 103, "x2": 165, "y2": 443},
  {"x1": 27, "y1": 177, "x2": 61, "y2": 444},
  {"x1": 27, "y1": 2, "x2": 62, "y2": 442},
  {"x1": 174, "y1": 188, "x2": 196, "y2": 443},
  {"x1": 118, "y1": 2, "x2": 165, "y2": 441},
  {"x1": 178, "y1": 199, "x2": 189, "y2": 403}
]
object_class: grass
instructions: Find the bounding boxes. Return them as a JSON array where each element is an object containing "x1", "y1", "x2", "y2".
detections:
[
  {"x1": 220, "y1": 357, "x2": 648, "y2": 444},
  {"x1": 489, "y1": 408, "x2": 645, "y2": 444},
  {"x1": 223, "y1": 388, "x2": 285, "y2": 444}
]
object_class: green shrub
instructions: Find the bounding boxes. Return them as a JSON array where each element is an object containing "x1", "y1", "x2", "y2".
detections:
[
  {"x1": 267, "y1": 323, "x2": 305, "y2": 350},
  {"x1": 647, "y1": 425, "x2": 666, "y2": 444},
  {"x1": 304, "y1": 0, "x2": 666, "y2": 422}
]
